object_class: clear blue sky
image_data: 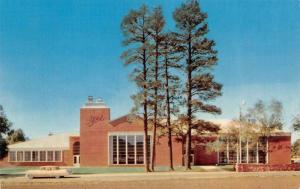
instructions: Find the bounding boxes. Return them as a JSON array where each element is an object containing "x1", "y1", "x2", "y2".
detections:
[{"x1": 0, "y1": 0, "x2": 299, "y2": 139}]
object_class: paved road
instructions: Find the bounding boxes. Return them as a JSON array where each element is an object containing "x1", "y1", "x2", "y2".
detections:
[{"x1": 2, "y1": 171, "x2": 300, "y2": 189}]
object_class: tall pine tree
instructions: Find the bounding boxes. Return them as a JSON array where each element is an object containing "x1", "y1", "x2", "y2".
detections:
[
  {"x1": 173, "y1": 0, "x2": 222, "y2": 170},
  {"x1": 148, "y1": 6, "x2": 165, "y2": 172},
  {"x1": 161, "y1": 33, "x2": 181, "y2": 171},
  {"x1": 121, "y1": 5, "x2": 152, "y2": 172}
]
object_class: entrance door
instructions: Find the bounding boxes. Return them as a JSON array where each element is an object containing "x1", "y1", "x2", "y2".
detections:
[{"x1": 73, "y1": 155, "x2": 80, "y2": 167}]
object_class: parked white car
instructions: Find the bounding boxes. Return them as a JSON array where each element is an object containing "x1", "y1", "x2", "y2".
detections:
[{"x1": 25, "y1": 166, "x2": 72, "y2": 179}]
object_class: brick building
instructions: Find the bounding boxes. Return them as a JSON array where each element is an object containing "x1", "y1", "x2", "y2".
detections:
[{"x1": 2, "y1": 96, "x2": 291, "y2": 167}]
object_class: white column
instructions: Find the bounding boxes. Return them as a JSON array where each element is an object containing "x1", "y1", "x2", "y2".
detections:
[
  {"x1": 239, "y1": 136, "x2": 242, "y2": 163},
  {"x1": 236, "y1": 144, "x2": 239, "y2": 163},
  {"x1": 266, "y1": 138, "x2": 269, "y2": 164},
  {"x1": 256, "y1": 142, "x2": 259, "y2": 164},
  {"x1": 134, "y1": 135, "x2": 137, "y2": 165},
  {"x1": 125, "y1": 136, "x2": 128, "y2": 164},
  {"x1": 246, "y1": 139, "x2": 249, "y2": 164},
  {"x1": 217, "y1": 148, "x2": 219, "y2": 164},
  {"x1": 226, "y1": 140, "x2": 229, "y2": 164},
  {"x1": 60, "y1": 150, "x2": 62, "y2": 162},
  {"x1": 117, "y1": 136, "x2": 119, "y2": 165}
]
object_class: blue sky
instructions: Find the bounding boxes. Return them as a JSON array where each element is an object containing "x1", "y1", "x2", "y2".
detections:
[{"x1": 0, "y1": 0, "x2": 300, "y2": 140}]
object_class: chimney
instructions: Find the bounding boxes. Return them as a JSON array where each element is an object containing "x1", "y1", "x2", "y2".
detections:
[{"x1": 87, "y1": 96, "x2": 93, "y2": 103}]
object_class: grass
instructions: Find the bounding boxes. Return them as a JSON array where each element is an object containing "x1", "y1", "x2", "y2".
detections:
[
  {"x1": 67, "y1": 165, "x2": 234, "y2": 174},
  {"x1": 0, "y1": 166, "x2": 39, "y2": 178},
  {"x1": 0, "y1": 165, "x2": 234, "y2": 177}
]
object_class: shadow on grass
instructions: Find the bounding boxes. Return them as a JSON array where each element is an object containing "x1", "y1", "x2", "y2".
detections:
[{"x1": 0, "y1": 173, "x2": 24, "y2": 178}]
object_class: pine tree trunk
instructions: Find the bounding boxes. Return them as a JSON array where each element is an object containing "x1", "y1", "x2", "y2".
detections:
[
  {"x1": 164, "y1": 51, "x2": 174, "y2": 171},
  {"x1": 185, "y1": 33, "x2": 192, "y2": 170},
  {"x1": 142, "y1": 22, "x2": 150, "y2": 172},
  {"x1": 151, "y1": 39, "x2": 159, "y2": 172}
]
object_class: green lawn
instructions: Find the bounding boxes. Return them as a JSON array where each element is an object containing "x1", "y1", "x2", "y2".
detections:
[{"x1": 0, "y1": 165, "x2": 234, "y2": 176}]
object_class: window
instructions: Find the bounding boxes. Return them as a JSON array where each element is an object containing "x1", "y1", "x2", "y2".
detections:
[
  {"x1": 24, "y1": 151, "x2": 31, "y2": 161},
  {"x1": 17, "y1": 151, "x2": 23, "y2": 162},
  {"x1": 127, "y1": 136, "x2": 135, "y2": 164},
  {"x1": 248, "y1": 149, "x2": 257, "y2": 163},
  {"x1": 47, "y1": 151, "x2": 54, "y2": 162},
  {"x1": 118, "y1": 136, "x2": 126, "y2": 164},
  {"x1": 109, "y1": 134, "x2": 151, "y2": 165},
  {"x1": 40, "y1": 151, "x2": 46, "y2": 161},
  {"x1": 32, "y1": 151, "x2": 39, "y2": 161},
  {"x1": 73, "y1": 142, "x2": 80, "y2": 155},
  {"x1": 9, "y1": 151, "x2": 16, "y2": 162},
  {"x1": 136, "y1": 135, "x2": 144, "y2": 164},
  {"x1": 112, "y1": 136, "x2": 118, "y2": 164},
  {"x1": 258, "y1": 138, "x2": 267, "y2": 163},
  {"x1": 55, "y1": 151, "x2": 61, "y2": 162}
]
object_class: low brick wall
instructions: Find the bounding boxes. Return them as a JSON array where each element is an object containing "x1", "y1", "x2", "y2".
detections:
[{"x1": 235, "y1": 164, "x2": 300, "y2": 172}]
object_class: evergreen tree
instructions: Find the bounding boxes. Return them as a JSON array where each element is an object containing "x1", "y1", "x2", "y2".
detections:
[
  {"x1": 147, "y1": 6, "x2": 165, "y2": 171},
  {"x1": 121, "y1": 5, "x2": 152, "y2": 172},
  {"x1": 161, "y1": 33, "x2": 181, "y2": 170},
  {"x1": 0, "y1": 105, "x2": 11, "y2": 158},
  {"x1": 173, "y1": 0, "x2": 222, "y2": 170}
]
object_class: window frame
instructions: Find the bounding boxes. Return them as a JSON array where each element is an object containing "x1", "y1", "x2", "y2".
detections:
[{"x1": 108, "y1": 133, "x2": 151, "y2": 166}]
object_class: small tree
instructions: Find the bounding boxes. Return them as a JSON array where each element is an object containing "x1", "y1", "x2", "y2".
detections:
[
  {"x1": 241, "y1": 99, "x2": 284, "y2": 163},
  {"x1": 6, "y1": 129, "x2": 26, "y2": 145},
  {"x1": 292, "y1": 140, "x2": 300, "y2": 158},
  {"x1": 292, "y1": 114, "x2": 300, "y2": 159},
  {"x1": 293, "y1": 114, "x2": 300, "y2": 132}
]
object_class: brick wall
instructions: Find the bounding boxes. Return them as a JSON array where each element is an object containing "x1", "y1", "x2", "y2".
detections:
[
  {"x1": 268, "y1": 136, "x2": 291, "y2": 164},
  {"x1": 155, "y1": 136, "x2": 183, "y2": 166},
  {"x1": 193, "y1": 136, "x2": 218, "y2": 165},
  {"x1": 236, "y1": 163, "x2": 300, "y2": 172}
]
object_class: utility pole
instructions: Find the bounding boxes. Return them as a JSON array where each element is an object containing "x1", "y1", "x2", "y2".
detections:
[{"x1": 239, "y1": 100, "x2": 246, "y2": 163}]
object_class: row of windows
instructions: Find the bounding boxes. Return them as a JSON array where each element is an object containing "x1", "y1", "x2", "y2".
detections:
[
  {"x1": 218, "y1": 141, "x2": 267, "y2": 164},
  {"x1": 109, "y1": 135, "x2": 151, "y2": 165},
  {"x1": 9, "y1": 150, "x2": 62, "y2": 162}
]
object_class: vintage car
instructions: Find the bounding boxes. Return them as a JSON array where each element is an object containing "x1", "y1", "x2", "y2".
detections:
[{"x1": 25, "y1": 166, "x2": 72, "y2": 179}]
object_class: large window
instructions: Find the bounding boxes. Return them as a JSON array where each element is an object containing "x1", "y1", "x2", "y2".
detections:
[
  {"x1": 136, "y1": 135, "x2": 144, "y2": 164},
  {"x1": 118, "y1": 136, "x2": 126, "y2": 164},
  {"x1": 109, "y1": 134, "x2": 151, "y2": 165},
  {"x1": 127, "y1": 136, "x2": 135, "y2": 164},
  {"x1": 73, "y1": 142, "x2": 80, "y2": 155}
]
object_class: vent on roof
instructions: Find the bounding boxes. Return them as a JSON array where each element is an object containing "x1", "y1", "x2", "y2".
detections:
[
  {"x1": 84, "y1": 96, "x2": 107, "y2": 107},
  {"x1": 88, "y1": 96, "x2": 93, "y2": 103}
]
